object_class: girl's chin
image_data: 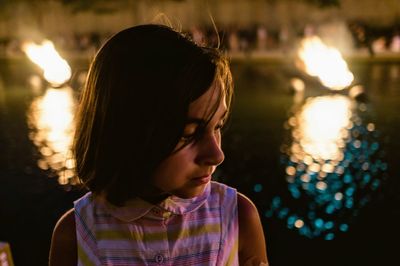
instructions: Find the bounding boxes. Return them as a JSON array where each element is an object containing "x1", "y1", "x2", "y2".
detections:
[{"x1": 171, "y1": 183, "x2": 208, "y2": 199}]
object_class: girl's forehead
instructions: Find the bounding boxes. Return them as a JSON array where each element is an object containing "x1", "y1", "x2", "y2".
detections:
[{"x1": 187, "y1": 81, "x2": 226, "y2": 119}]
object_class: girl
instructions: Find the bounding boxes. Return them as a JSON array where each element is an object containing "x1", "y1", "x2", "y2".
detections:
[{"x1": 49, "y1": 24, "x2": 268, "y2": 266}]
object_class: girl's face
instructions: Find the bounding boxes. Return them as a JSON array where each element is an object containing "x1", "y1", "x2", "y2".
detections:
[{"x1": 151, "y1": 81, "x2": 227, "y2": 198}]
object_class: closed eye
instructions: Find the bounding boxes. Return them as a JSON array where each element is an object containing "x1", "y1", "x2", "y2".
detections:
[
  {"x1": 214, "y1": 121, "x2": 225, "y2": 131},
  {"x1": 181, "y1": 111, "x2": 228, "y2": 143},
  {"x1": 181, "y1": 122, "x2": 204, "y2": 143}
]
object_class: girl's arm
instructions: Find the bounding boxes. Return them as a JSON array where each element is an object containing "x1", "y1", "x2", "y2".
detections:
[
  {"x1": 49, "y1": 208, "x2": 77, "y2": 266},
  {"x1": 238, "y1": 193, "x2": 269, "y2": 266}
]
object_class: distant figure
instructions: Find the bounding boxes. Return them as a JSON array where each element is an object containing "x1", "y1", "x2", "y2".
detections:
[
  {"x1": 390, "y1": 32, "x2": 400, "y2": 53},
  {"x1": 257, "y1": 25, "x2": 268, "y2": 51},
  {"x1": 190, "y1": 26, "x2": 206, "y2": 46},
  {"x1": 372, "y1": 37, "x2": 387, "y2": 54},
  {"x1": 279, "y1": 25, "x2": 290, "y2": 53},
  {"x1": 49, "y1": 24, "x2": 268, "y2": 266},
  {"x1": 349, "y1": 22, "x2": 374, "y2": 56},
  {"x1": 228, "y1": 30, "x2": 241, "y2": 53},
  {"x1": 304, "y1": 24, "x2": 316, "y2": 37}
]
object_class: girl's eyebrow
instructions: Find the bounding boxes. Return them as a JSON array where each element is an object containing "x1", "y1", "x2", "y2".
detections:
[
  {"x1": 185, "y1": 118, "x2": 205, "y2": 125},
  {"x1": 185, "y1": 110, "x2": 228, "y2": 125}
]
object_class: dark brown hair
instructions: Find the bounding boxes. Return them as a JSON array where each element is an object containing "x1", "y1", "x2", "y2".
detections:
[{"x1": 73, "y1": 24, "x2": 233, "y2": 205}]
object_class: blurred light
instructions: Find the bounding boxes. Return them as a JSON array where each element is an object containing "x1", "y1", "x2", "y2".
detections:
[
  {"x1": 309, "y1": 163, "x2": 320, "y2": 173},
  {"x1": 334, "y1": 192, "x2": 343, "y2": 200},
  {"x1": 316, "y1": 181, "x2": 327, "y2": 190},
  {"x1": 28, "y1": 74, "x2": 43, "y2": 92},
  {"x1": 324, "y1": 221, "x2": 334, "y2": 229},
  {"x1": 286, "y1": 166, "x2": 296, "y2": 176},
  {"x1": 296, "y1": 95, "x2": 352, "y2": 161},
  {"x1": 349, "y1": 85, "x2": 364, "y2": 99},
  {"x1": 295, "y1": 219, "x2": 304, "y2": 228},
  {"x1": 22, "y1": 40, "x2": 71, "y2": 87},
  {"x1": 290, "y1": 78, "x2": 305, "y2": 92},
  {"x1": 325, "y1": 233, "x2": 335, "y2": 240},
  {"x1": 297, "y1": 36, "x2": 354, "y2": 90},
  {"x1": 266, "y1": 90, "x2": 386, "y2": 239},
  {"x1": 300, "y1": 174, "x2": 311, "y2": 182},
  {"x1": 27, "y1": 86, "x2": 77, "y2": 185},
  {"x1": 314, "y1": 218, "x2": 324, "y2": 228},
  {"x1": 367, "y1": 123, "x2": 375, "y2": 132},
  {"x1": 339, "y1": 224, "x2": 349, "y2": 232},
  {"x1": 254, "y1": 183, "x2": 263, "y2": 192}
]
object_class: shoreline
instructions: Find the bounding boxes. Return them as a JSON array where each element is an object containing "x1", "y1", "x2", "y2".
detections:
[{"x1": 2, "y1": 51, "x2": 400, "y2": 65}]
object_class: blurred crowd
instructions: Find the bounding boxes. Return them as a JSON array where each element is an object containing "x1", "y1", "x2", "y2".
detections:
[{"x1": 1, "y1": 22, "x2": 400, "y2": 59}]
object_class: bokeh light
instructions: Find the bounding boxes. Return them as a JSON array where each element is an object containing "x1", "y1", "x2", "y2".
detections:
[
  {"x1": 263, "y1": 92, "x2": 386, "y2": 239},
  {"x1": 27, "y1": 86, "x2": 78, "y2": 185}
]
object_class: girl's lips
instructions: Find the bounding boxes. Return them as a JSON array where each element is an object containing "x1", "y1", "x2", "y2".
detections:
[{"x1": 191, "y1": 175, "x2": 211, "y2": 185}]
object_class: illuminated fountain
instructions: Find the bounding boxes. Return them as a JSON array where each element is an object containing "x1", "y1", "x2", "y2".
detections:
[
  {"x1": 296, "y1": 36, "x2": 354, "y2": 90},
  {"x1": 23, "y1": 39, "x2": 77, "y2": 185},
  {"x1": 264, "y1": 36, "x2": 386, "y2": 240},
  {"x1": 22, "y1": 40, "x2": 72, "y2": 87}
]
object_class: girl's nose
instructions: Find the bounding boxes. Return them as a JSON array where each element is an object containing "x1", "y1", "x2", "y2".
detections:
[{"x1": 195, "y1": 132, "x2": 225, "y2": 166}]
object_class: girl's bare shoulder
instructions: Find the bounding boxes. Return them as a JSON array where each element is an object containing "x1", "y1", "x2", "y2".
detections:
[
  {"x1": 53, "y1": 208, "x2": 76, "y2": 237},
  {"x1": 237, "y1": 193, "x2": 259, "y2": 217},
  {"x1": 49, "y1": 208, "x2": 77, "y2": 266},
  {"x1": 237, "y1": 193, "x2": 269, "y2": 265}
]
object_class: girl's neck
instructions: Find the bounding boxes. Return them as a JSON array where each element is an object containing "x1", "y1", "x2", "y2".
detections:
[{"x1": 138, "y1": 186, "x2": 170, "y2": 204}]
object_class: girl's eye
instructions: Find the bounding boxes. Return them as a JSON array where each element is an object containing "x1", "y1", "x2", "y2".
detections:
[
  {"x1": 215, "y1": 123, "x2": 224, "y2": 131},
  {"x1": 180, "y1": 134, "x2": 195, "y2": 143},
  {"x1": 181, "y1": 125, "x2": 201, "y2": 143},
  {"x1": 180, "y1": 120, "x2": 225, "y2": 143},
  {"x1": 215, "y1": 120, "x2": 226, "y2": 132}
]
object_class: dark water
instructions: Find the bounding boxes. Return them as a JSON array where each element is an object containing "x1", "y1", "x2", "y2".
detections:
[{"x1": 0, "y1": 58, "x2": 399, "y2": 266}]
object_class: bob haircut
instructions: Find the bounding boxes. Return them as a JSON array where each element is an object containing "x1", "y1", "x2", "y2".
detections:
[{"x1": 73, "y1": 24, "x2": 233, "y2": 205}]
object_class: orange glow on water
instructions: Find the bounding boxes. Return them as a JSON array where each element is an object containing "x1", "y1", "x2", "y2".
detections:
[
  {"x1": 295, "y1": 95, "x2": 352, "y2": 161},
  {"x1": 27, "y1": 86, "x2": 77, "y2": 185}
]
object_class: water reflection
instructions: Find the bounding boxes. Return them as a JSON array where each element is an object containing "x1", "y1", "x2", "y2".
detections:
[
  {"x1": 389, "y1": 64, "x2": 399, "y2": 80},
  {"x1": 0, "y1": 77, "x2": 5, "y2": 108},
  {"x1": 290, "y1": 95, "x2": 352, "y2": 161},
  {"x1": 27, "y1": 86, "x2": 77, "y2": 185},
  {"x1": 265, "y1": 91, "x2": 387, "y2": 240}
]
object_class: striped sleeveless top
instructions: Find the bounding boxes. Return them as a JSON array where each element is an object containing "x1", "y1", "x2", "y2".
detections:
[{"x1": 74, "y1": 181, "x2": 239, "y2": 265}]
